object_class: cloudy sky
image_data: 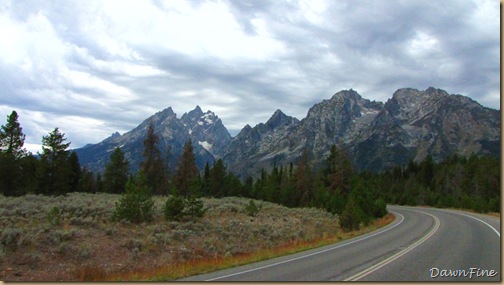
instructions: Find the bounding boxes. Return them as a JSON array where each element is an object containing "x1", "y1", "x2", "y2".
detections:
[{"x1": 0, "y1": 0, "x2": 500, "y2": 153}]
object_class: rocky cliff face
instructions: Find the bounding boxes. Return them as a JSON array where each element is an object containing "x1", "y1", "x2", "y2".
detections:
[
  {"x1": 221, "y1": 109, "x2": 301, "y2": 178},
  {"x1": 223, "y1": 87, "x2": 499, "y2": 177},
  {"x1": 350, "y1": 87, "x2": 500, "y2": 171},
  {"x1": 75, "y1": 87, "x2": 500, "y2": 177},
  {"x1": 75, "y1": 106, "x2": 231, "y2": 173}
]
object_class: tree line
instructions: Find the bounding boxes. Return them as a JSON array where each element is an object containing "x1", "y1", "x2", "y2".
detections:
[
  {"x1": 0, "y1": 111, "x2": 81, "y2": 196},
  {"x1": 1, "y1": 110, "x2": 498, "y2": 226},
  {"x1": 365, "y1": 154, "x2": 500, "y2": 213}
]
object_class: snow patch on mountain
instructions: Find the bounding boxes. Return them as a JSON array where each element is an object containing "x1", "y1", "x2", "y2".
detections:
[{"x1": 198, "y1": 141, "x2": 212, "y2": 151}]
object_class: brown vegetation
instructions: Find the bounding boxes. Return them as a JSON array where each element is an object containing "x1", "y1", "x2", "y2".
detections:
[{"x1": 0, "y1": 193, "x2": 393, "y2": 281}]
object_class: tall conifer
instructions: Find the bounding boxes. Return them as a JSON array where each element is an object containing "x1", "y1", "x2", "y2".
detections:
[
  {"x1": 140, "y1": 122, "x2": 167, "y2": 195},
  {"x1": 174, "y1": 139, "x2": 199, "y2": 196},
  {"x1": 103, "y1": 147, "x2": 129, "y2": 193}
]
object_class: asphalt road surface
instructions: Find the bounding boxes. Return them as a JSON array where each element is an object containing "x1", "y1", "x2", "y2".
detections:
[{"x1": 180, "y1": 206, "x2": 500, "y2": 281}]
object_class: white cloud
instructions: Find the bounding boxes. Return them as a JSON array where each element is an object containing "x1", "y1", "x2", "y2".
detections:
[
  {"x1": 0, "y1": 0, "x2": 499, "y2": 150},
  {"x1": 407, "y1": 31, "x2": 440, "y2": 57}
]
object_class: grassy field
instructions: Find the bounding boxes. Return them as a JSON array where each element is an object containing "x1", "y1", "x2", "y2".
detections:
[{"x1": 0, "y1": 192, "x2": 393, "y2": 281}]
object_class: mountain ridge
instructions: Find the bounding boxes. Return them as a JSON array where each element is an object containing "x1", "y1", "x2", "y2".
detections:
[{"x1": 74, "y1": 87, "x2": 500, "y2": 177}]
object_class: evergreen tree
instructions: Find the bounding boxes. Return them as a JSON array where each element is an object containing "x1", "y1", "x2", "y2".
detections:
[
  {"x1": 0, "y1": 111, "x2": 27, "y2": 196},
  {"x1": 326, "y1": 144, "x2": 352, "y2": 197},
  {"x1": 201, "y1": 162, "x2": 211, "y2": 195},
  {"x1": 37, "y1": 128, "x2": 71, "y2": 195},
  {"x1": 174, "y1": 139, "x2": 199, "y2": 196},
  {"x1": 164, "y1": 195, "x2": 186, "y2": 221},
  {"x1": 242, "y1": 176, "x2": 254, "y2": 198},
  {"x1": 0, "y1": 111, "x2": 27, "y2": 158},
  {"x1": 339, "y1": 194, "x2": 365, "y2": 232},
  {"x1": 67, "y1": 152, "x2": 81, "y2": 193},
  {"x1": 0, "y1": 153, "x2": 18, "y2": 196},
  {"x1": 112, "y1": 171, "x2": 155, "y2": 223},
  {"x1": 292, "y1": 149, "x2": 314, "y2": 207},
  {"x1": 19, "y1": 153, "x2": 39, "y2": 195},
  {"x1": 140, "y1": 123, "x2": 167, "y2": 195},
  {"x1": 78, "y1": 167, "x2": 97, "y2": 193},
  {"x1": 224, "y1": 172, "x2": 244, "y2": 197},
  {"x1": 210, "y1": 159, "x2": 226, "y2": 197},
  {"x1": 95, "y1": 172, "x2": 104, "y2": 193},
  {"x1": 103, "y1": 147, "x2": 130, "y2": 194}
]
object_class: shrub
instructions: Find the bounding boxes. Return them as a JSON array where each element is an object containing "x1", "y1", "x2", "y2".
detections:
[
  {"x1": 184, "y1": 195, "x2": 206, "y2": 220},
  {"x1": 339, "y1": 195, "x2": 365, "y2": 232},
  {"x1": 112, "y1": 172, "x2": 155, "y2": 223},
  {"x1": 164, "y1": 195, "x2": 206, "y2": 221},
  {"x1": 373, "y1": 198, "x2": 387, "y2": 218},
  {"x1": 164, "y1": 195, "x2": 185, "y2": 221},
  {"x1": 46, "y1": 206, "x2": 62, "y2": 226},
  {"x1": 245, "y1": 200, "x2": 261, "y2": 217},
  {"x1": 0, "y1": 228, "x2": 22, "y2": 251}
]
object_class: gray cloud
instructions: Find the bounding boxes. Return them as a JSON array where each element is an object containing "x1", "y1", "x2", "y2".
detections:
[{"x1": 0, "y1": 0, "x2": 499, "y2": 152}]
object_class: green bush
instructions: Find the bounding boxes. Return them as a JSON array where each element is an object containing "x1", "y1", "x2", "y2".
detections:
[
  {"x1": 46, "y1": 206, "x2": 62, "y2": 226},
  {"x1": 164, "y1": 195, "x2": 185, "y2": 221},
  {"x1": 184, "y1": 195, "x2": 206, "y2": 219},
  {"x1": 112, "y1": 172, "x2": 154, "y2": 223},
  {"x1": 0, "y1": 228, "x2": 22, "y2": 251},
  {"x1": 245, "y1": 200, "x2": 261, "y2": 217},
  {"x1": 164, "y1": 195, "x2": 206, "y2": 221},
  {"x1": 373, "y1": 198, "x2": 387, "y2": 218},
  {"x1": 339, "y1": 195, "x2": 365, "y2": 232}
]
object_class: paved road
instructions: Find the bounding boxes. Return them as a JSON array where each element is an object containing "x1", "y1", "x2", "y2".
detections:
[{"x1": 180, "y1": 206, "x2": 501, "y2": 281}]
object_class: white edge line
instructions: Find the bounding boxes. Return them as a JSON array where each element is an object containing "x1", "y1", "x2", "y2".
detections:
[
  {"x1": 436, "y1": 209, "x2": 500, "y2": 238},
  {"x1": 204, "y1": 211, "x2": 405, "y2": 281},
  {"x1": 344, "y1": 210, "x2": 441, "y2": 281}
]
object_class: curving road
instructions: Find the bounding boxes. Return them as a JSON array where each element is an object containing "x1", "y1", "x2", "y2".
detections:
[{"x1": 180, "y1": 206, "x2": 501, "y2": 281}]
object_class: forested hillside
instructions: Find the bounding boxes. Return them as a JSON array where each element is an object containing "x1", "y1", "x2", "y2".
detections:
[{"x1": 0, "y1": 110, "x2": 499, "y2": 216}]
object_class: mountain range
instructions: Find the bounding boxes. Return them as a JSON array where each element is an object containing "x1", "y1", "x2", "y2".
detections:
[{"x1": 74, "y1": 87, "x2": 500, "y2": 178}]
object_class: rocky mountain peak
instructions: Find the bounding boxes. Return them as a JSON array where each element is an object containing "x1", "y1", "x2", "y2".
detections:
[
  {"x1": 181, "y1": 106, "x2": 203, "y2": 122},
  {"x1": 156, "y1": 107, "x2": 176, "y2": 119},
  {"x1": 390, "y1": 87, "x2": 448, "y2": 109},
  {"x1": 266, "y1": 109, "x2": 298, "y2": 129},
  {"x1": 75, "y1": 87, "x2": 499, "y2": 178},
  {"x1": 181, "y1": 106, "x2": 220, "y2": 127},
  {"x1": 330, "y1": 88, "x2": 362, "y2": 100},
  {"x1": 111, "y1": 131, "x2": 121, "y2": 138}
]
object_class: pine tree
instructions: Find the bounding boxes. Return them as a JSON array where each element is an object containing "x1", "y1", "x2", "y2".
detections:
[
  {"x1": 210, "y1": 159, "x2": 226, "y2": 197},
  {"x1": 113, "y1": 171, "x2": 155, "y2": 223},
  {"x1": 37, "y1": 128, "x2": 71, "y2": 195},
  {"x1": 174, "y1": 139, "x2": 199, "y2": 197},
  {"x1": 67, "y1": 152, "x2": 81, "y2": 193},
  {"x1": 326, "y1": 144, "x2": 352, "y2": 196},
  {"x1": 339, "y1": 194, "x2": 365, "y2": 232},
  {"x1": 293, "y1": 149, "x2": 314, "y2": 207},
  {"x1": 201, "y1": 162, "x2": 211, "y2": 195},
  {"x1": 0, "y1": 153, "x2": 17, "y2": 196},
  {"x1": 78, "y1": 167, "x2": 97, "y2": 193},
  {"x1": 0, "y1": 111, "x2": 27, "y2": 158},
  {"x1": 0, "y1": 111, "x2": 28, "y2": 196},
  {"x1": 140, "y1": 122, "x2": 167, "y2": 195},
  {"x1": 103, "y1": 147, "x2": 129, "y2": 194},
  {"x1": 19, "y1": 153, "x2": 39, "y2": 195}
]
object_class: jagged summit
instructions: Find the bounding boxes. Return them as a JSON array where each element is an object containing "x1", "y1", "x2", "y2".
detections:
[
  {"x1": 223, "y1": 87, "x2": 499, "y2": 177},
  {"x1": 74, "y1": 105, "x2": 231, "y2": 173},
  {"x1": 330, "y1": 89, "x2": 362, "y2": 100},
  {"x1": 75, "y1": 87, "x2": 500, "y2": 177},
  {"x1": 182, "y1": 105, "x2": 204, "y2": 119},
  {"x1": 266, "y1": 109, "x2": 298, "y2": 129}
]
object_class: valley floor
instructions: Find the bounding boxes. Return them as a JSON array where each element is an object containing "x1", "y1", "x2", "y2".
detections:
[{"x1": 0, "y1": 193, "x2": 390, "y2": 281}]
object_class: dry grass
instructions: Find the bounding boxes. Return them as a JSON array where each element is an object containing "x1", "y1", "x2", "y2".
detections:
[
  {"x1": 102, "y1": 213, "x2": 395, "y2": 281},
  {"x1": 0, "y1": 193, "x2": 394, "y2": 281}
]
